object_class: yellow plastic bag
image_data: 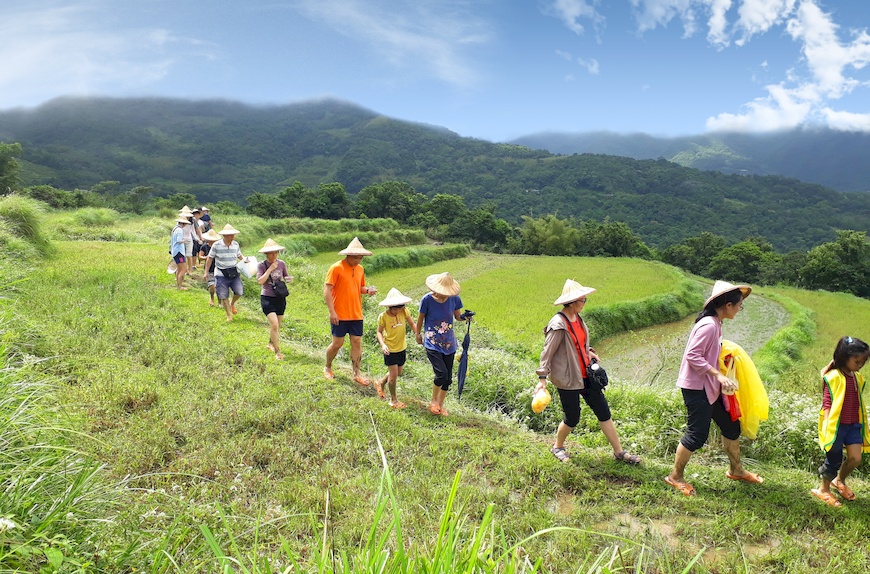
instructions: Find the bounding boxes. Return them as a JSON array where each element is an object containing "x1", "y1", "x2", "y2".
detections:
[
  {"x1": 719, "y1": 340, "x2": 769, "y2": 439},
  {"x1": 532, "y1": 387, "x2": 551, "y2": 413}
]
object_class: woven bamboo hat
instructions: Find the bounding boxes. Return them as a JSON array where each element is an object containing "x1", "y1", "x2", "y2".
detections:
[
  {"x1": 175, "y1": 216, "x2": 190, "y2": 224},
  {"x1": 425, "y1": 272, "x2": 461, "y2": 296},
  {"x1": 201, "y1": 229, "x2": 220, "y2": 242},
  {"x1": 258, "y1": 238, "x2": 285, "y2": 253},
  {"x1": 217, "y1": 223, "x2": 241, "y2": 236},
  {"x1": 704, "y1": 280, "x2": 751, "y2": 308},
  {"x1": 379, "y1": 288, "x2": 413, "y2": 307},
  {"x1": 339, "y1": 237, "x2": 372, "y2": 256},
  {"x1": 553, "y1": 279, "x2": 596, "y2": 306}
]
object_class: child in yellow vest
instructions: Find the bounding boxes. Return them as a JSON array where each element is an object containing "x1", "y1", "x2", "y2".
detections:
[
  {"x1": 812, "y1": 336, "x2": 870, "y2": 507},
  {"x1": 375, "y1": 289, "x2": 418, "y2": 409}
]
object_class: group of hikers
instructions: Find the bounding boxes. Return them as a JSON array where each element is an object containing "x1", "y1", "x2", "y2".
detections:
[{"x1": 168, "y1": 209, "x2": 870, "y2": 506}]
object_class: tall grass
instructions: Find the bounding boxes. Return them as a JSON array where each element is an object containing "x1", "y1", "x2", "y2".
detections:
[
  {"x1": 364, "y1": 244, "x2": 472, "y2": 274},
  {"x1": 0, "y1": 194, "x2": 53, "y2": 255},
  {"x1": 751, "y1": 292, "x2": 815, "y2": 393}
]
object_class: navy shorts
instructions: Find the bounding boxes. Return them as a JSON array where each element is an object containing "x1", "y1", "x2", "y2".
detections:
[
  {"x1": 261, "y1": 295, "x2": 286, "y2": 317},
  {"x1": 331, "y1": 320, "x2": 363, "y2": 338},
  {"x1": 173, "y1": 253, "x2": 186, "y2": 264},
  {"x1": 384, "y1": 349, "x2": 407, "y2": 367}
]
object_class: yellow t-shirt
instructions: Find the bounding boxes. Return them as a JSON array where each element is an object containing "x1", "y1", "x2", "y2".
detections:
[{"x1": 378, "y1": 308, "x2": 412, "y2": 352}]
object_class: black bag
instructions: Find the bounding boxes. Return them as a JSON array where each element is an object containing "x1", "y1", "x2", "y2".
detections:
[
  {"x1": 558, "y1": 312, "x2": 608, "y2": 392},
  {"x1": 272, "y1": 279, "x2": 289, "y2": 298},
  {"x1": 221, "y1": 266, "x2": 240, "y2": 280}
]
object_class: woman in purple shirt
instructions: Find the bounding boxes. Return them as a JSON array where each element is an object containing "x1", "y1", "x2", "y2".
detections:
[
  {"x1": 256, "y1": 238, "x2": 293, "y2": 360},
  {"x1": 665, "y1": 281, "x2": 764, "y2": 496}
]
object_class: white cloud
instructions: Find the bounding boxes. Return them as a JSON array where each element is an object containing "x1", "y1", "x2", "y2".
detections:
[
  {"x1": 823, "y1": 108, "x2": 870, "y2": 131},
  {"x1": 542, "y1": 0, "x2": 606, "y2": 37},
  {"x1": 0, "y1": 2, "x2": 211, "y2": 108},
  {"x1": 706, "y1": 82, "x2": 813, "y2": 131},
  {"x1": 555, "y1": 49, "x2": 573, "y2": 61},
  {"x1": 577, "y1": 57, "x2": 600, "y2": 74},
  {"x1": 295, "y1": 0, "x2": 489, "y2": 88}
]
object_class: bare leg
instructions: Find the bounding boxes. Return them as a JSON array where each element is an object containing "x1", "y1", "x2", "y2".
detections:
[
  {"x1": 349, "y1": 335, "x2": 363, "y2": 378},
  {"x1": 722, "y1": 437, "x2": 745, "y2": 475},
  {"x1": 667, "y1": 443, "x2": 694, "y2": 484},
  {"x1": 267, "y1": 313, "x2": 283, "y2": 359},
  {"x1": 554, "y1": 422, "x2": 573, "y2": 449},
  {"x1": 222, "y1": 298, "x2": 233, "y2": 321},
  {"x1": 325, "y1": 335, "x2": 345, "y2": 373},
  {"x1": 230, "y1": 294, "x2": 241, "y2": 314},
  {"x1": 598, "y1": 418, "x2": 624, "y2": 455},
  {"x1": 387, "y1": 364, "x2": 400, "y2": 402}
]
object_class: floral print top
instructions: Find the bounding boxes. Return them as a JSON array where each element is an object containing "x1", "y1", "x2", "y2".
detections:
[{"x1": 419, "y1": 293, "x2": 464, "y2": 354}]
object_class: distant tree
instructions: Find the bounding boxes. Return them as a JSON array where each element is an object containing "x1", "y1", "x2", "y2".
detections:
[
  {"x1": 214, "y1": 200, "x2": 245, "y2": 216},
  {"x1": 0, "y1": 142, "x2": 23, "y2": 194},
  {"x1": 575, "y1": 219, "x2": 652, "y2": 258},
  {"x1": 801, "y1": 230, "x2": 870, "y2": 297},
  {"x1": 246, "y1": 192, "x2": 287, "y2": 218},
  {"x1": 108, "y1": 185, "x2": 153, "y2": 214},
  {"x1": 354, "y1": 181, "x2": 424, "y2": 222},
  {"x1": 155, "y1": 192, "x2": 198, "y2": 212},
  {"x1": 518, "y1": 215, "x2": 579, "y2": 255},
  {"x1": 90, "y1": 180, "x2": 121, "y2": 194},
  {"x1": 707, "y1": 238, "x2": 779, "y2": 284},
  {"x1": 315, "y1": 182, "x2": 351, "y2": 219},
  {"x1": 427, "y1": 193, "x2": 467, "y2": 225},
  {"x1": 661, "y1": 232, "x2": 727, "y2": 275}
]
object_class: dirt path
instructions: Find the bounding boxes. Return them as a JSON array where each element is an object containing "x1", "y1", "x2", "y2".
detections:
[{"x1": 596, "y1": 288, "x2": 789, "y2": 387}]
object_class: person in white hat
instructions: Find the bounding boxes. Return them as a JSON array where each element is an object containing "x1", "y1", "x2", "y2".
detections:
[
  {"x1": 375, "y1": 288, "x2": 418, "y2": 408},
  {"x1": 415, "y1": 272, "x2": 467, "y2": 416},
  {"x1": 534, "y1": 279, "x2": 641, "y2": 465},
  {"x1": 199, "y1": 206, "x2": 212, "y2": 232},
  {"x1": 323, "y1": 237, "x2": 377, "y2": 383},
  {"x1": 198, "y1": 229, "x2": 221, "y2": 306},
  {"x1": 256, "y1": 239, "x2": 294, "y2": 360},
  {"x1": 204, "y1": 224, "x2": 247, "y2": 322},
  {"x1": 169, "y1": 217, "x2": 190, "y2": 290},
  {"x1": 665, "y1": 280, "x2": 761, "y2": 497},
  {"x1": 178, "y1": 208, "x2": 200, "y2": 273}
]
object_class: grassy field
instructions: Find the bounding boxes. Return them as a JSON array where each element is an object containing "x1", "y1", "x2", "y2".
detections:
[{"x1": 4, "y1": 205, "x2": 870, "y2": 572}]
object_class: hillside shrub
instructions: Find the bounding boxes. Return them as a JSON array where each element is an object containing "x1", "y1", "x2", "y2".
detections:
[
  {"x1": 752, "y1": 293, "x2": 815, "y2": 392},
  {"x1": 365, "y1": 244, "x2": 472, "y2": 274},
  {"x1": 288, "y1": 230, "x2": 426, "y2": 252},
  {"x1": 71, "y1": 207, "x2": 119, "y2": 227},
  {"x1": 0, "y1": 194, "x2": 52, "y2": 255},
  {"x1": 584, "y1": 279, "x2": 704, "y2": 341},
  {"x1": 266, "y1": 217, "x2": 400, "y2": 235}
]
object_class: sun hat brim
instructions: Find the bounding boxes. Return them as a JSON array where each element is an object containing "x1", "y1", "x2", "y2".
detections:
[
  {"x1": 425, "y1": 273, "x2": 461, "y2": 296},
  {"x1": 704, "y1": 281, "x2": 751, "y2": 308}
]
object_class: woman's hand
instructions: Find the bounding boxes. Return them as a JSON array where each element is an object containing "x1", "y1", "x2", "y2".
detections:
[
  {"x1": 415, "y1": 332, "x2": 423, "y2": 345},
  {"x1": 534, "y1": 378, "x2": 547, "y2": 394},
  {"x1": 717, "y1": 372, "x2": 738, "y2": 394},
  {"x1": 285, "y1": 275, "x2": 294, "y2": 284}
]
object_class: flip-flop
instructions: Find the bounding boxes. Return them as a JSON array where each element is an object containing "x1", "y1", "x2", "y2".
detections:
[
  {"x1": 275, "y1": 353, "x2": 284, "y2": 360},
  {"x1": 429, "y1": 403, "x2": 442, "y2": 415},
  {"x1": 831, "y1": 480, "x2": 856, "y2": 501},
  {"x1": 811, "y1": 488, "x2": 842, "y2": 507},
  {"x1": 439, "y1": 408, "x2": 449, "y2": 417},
  {"x1": 353, "y1": 375, "x2": 370, "y2": 387},
  {"x1": 373, "y1": 380, "x2": 386, "y2": 399},
  {"x1": 550, "y1": 446, "x2": 570, "y2": 463},
  {"x1": 389, "y1": 401, "x2": 406, "y2": 409},
  {"x1": 323, "y1": 368, "x2": 334, "y2": 380},
  {"x1": 725, "y1": 470, "x2": 764, "y2": 484},
  {"x1": 231, "y1": 306, "x2": 238, "y2": 315},
  {"x1": 664, "y1": 476, "x2": 695, "y2": 496}
]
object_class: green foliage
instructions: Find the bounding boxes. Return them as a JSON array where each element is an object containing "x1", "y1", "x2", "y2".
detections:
[
  {"x1": 284, "y1": 229, "x2": 426, "y2": 252},
  {"x1": 751, "y1": 292, "x2": 816, "y2": 392},
  {"x1": 801, "y1": 230, "x2": 870, "y2": 297},
  {"x1": 212, "y1": 200, "x2": 245, "y2": 215},
  {"x1": 0, "y1": 142, "x2": 23, "y2": 193},
  {"x1": 364, "y1": 244, "x2": 472, "y2": 274},
  {"x1": 0, "y1": 194, "x2": 52, "y2": 255},
  {"x1": 706, "y1": 237, "x2": 778, "y2": 283},
  {"x1": 353, "y1": 181, "x2": 427, "y2": 222},
  {"x1": 70, "y1": 207, "x2": 119, "y2": 227}
]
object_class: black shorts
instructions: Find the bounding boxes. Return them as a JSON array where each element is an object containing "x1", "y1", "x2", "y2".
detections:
[
  {"x1": 261, "y1": 295, "x2": 286, "y2": 317},
  {"x1": 173, "y1": 253, "x2": 186, "y2": 264},
  {"x1": 384, "y1": 349, "x2": 407, "y2": 367},
  {"x1": 680, "y1": 388, "x2": 741, "y2": 451},
  {"x1": 331, "y1": 320, "x2": 363, "y2": 338}
]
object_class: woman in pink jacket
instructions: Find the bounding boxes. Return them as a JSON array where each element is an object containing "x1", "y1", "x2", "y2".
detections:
[{"x1": 665, "y1": 281, "x2": 763, "y2": 496}]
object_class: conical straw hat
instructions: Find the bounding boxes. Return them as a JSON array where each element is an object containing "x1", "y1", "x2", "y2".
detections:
[
  {"x1": 553, "y1": 279, "x2": 596, "y2": 306},
  {"x1": 339, "y1": 237, "x2": 372, "y2": 256},
  {"x1": 379, "y1": 288, "x2": 413, "y2": 307},
  {"x1": 704, "y1": 280, "x2": 751, "y2": 308},
  {"x1": 258, "y1": 238, "x2": 285, "y2": 253},
  {"x1": 201, "y1": 229, "x2": 220, "y2": 242},
  {"x1": 425, "y1": 272, "x2": 461, "y2": 296},
  {"x1": 217, "y1": 223, "x2": 241, "y2": 235}
]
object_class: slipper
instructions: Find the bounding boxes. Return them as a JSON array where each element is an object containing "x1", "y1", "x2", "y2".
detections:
[
  {"x1": 231, "y1": 306, "x2": 238, "y2": 315},
  {"x1": 439, "y1": 408, "x2": 449, "y2": 417},
  {"x1": 811, "y1": 488, "x2": 842, "y2": 507},
  {"x1": 373, "y1": 380, "x2": 386, "y2": 399},
  {"x1": 831, "y1": 480, "x2": 856, "y2": 501},
  {"x1": 615, "y1": 451, "x2": 642, "y2": 465},
  {"x1": 550, "y1": 446, "x2": 570, "y2": 463},
  {"x1": 429, "y1": 403, "x2": 442, "y2": 415},
  {"x1": 275, "y1": 353, "x2": 284, "y2": 360},
  {"x1": 389, "y1": 401, "x2": 406, "y2": 409},
  {"x1": 725, "y1": 470, "x2": 764, "y2": 484},
  {"x1": 353, "y1": 375, "x2": 370, "y2": 387},
  {"x1": 323, "y1": 368, "x2": 334, "y2": 380},
  {"x1": 209, "y1": 301, "x2": 215, "y2": 307},
  {"x1": 267, "y1": 343, "x2": 276, "y2": 352},
  {"x1": 664, "y1": 476, "x2": 695, "y2": 496}
]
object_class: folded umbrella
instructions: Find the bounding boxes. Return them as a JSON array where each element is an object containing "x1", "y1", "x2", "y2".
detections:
[{"x1": 456, "y1": 315, "x2": 472, "y2": 401}]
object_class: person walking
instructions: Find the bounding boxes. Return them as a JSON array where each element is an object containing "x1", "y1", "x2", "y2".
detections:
[
  {"x1": 170, "y1": 216, "x2": 190, "y2": 290},
  {"x1": 811, "y1": 336, "x2": 870, "y2": 507},
  {"x1": 204, "y1": 223, "x2": 246, "y2": 322},
  {"x1": 533, "y1": 279, "x2": 641, "y2": 465},
  {"x1": 323, "y1": 237, "x2": 377, "y2": 383},
  {"x1": 375, "y1": 288, "x2": 417, "y2": 409},
  {"x1": 665, "y1": 280, "x2": 762, "y2": 496},
  {"x1": 256, "y1": 238, "x2": 294, "y2": 360}
]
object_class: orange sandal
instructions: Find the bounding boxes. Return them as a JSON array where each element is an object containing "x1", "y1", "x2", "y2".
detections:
[
  {"x1": 725, "y1": 470, "x2": 764, "y2": 484},
  {"x1": 832, "y1": 480, "x2": 856, "y2": 501},
  {"x1": 665, "y1": 476, "x2": 695, "y2": 496},
  {"x1": 811, "y1": 488, "x2": 842, "y2": 507}
]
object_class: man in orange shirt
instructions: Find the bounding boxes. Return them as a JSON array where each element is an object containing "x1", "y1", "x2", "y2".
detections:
[{"x1": 324, "y1": 237, "x2": 378, "y2": 383}]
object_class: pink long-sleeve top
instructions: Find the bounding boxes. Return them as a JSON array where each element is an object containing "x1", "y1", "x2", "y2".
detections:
[{"x1": 677, "y1": 315, "x2": 722, "y2": 405}]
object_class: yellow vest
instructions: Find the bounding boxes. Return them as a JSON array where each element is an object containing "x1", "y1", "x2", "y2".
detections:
[{"x1": 818, "y1": 369, "x2": 870, "y2": 453}]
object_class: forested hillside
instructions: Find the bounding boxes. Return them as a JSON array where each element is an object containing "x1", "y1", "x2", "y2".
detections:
[
  {"x1": 2, "y1": 97, "x2": 870, "y2": 249},
  {"x1": 510, "y1": 129, "x2": 870, "y2": 193}
]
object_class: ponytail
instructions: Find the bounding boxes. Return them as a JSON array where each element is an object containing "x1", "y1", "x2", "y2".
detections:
[{"x1": 695, "y1": 288, "x2": 743, "y2": 323}]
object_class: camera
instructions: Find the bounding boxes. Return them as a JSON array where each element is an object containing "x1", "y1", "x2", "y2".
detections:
[{"x1": 460, "y1": 309, "x2": 476, "y2": 320}]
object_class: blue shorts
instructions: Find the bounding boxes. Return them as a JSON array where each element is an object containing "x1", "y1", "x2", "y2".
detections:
[
  {"x1": 173, "y1": 253, "x2": 186, "y2": 264},
  {"x1": 331, "y1": 320, "x2": 363, "y2": 338},
  {"x1": 215, "y1": 275, "x2": 243, "y2": 300}
]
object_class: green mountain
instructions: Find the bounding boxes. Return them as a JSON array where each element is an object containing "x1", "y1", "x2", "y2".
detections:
[
  {"x1": 510, "y1": 130, "x2": 870, "y2": 193},
  {"x1": 1, "y1": 97, "x2": 869, "y2": 250}
]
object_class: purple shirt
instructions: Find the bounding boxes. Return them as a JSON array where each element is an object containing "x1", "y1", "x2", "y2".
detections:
[
  {"x1": 257, "y1": 259, "x2": 289, "y2": 297},
  {"x1": 677, "y1": 315, "x2": 722, "y2": 405}
]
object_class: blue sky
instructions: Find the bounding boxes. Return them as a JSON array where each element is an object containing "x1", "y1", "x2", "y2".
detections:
[{"x1": 2, "y1": 1, "x2": 869, "y2": 142}]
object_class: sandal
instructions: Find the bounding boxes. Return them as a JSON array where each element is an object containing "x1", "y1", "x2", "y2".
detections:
[
  {"x1": 353, "y1": 375, "x2": 370, "y2": 387},
  {"x1": 725, "y1": 470, "x2": 764, "y2": 484},
  {"x1": 323, "y1": 367, "x2": 334, "y2": 380},
  {"x1": 550, "y1": 446, "x2": 570, "y2": 463},
  {"x1": 831, "y1": 479, "x2": 856, "y2": 501},
  {"x1": 615, "y1": 451, "x2": 641, "y2": 465},
  {"x1": 373, "y1": 380, "x2": 386, "y2": 399},
  {"x1": 811, "y1": 488, "x2": 842, "y2": 507},
  {"x1": 439, "y1": 408, "x2": 449, "y2": 417},
  {"x1": 664, "y1": 475, "x2": 695, "y2": 496},
  {"x1": 275, "y1": 353, "x2": 284, "y2": 360},
  {"x1": 389, "y1": 401, "x2": 406, "y2": 409},
  {"x1": 429, "y1": 403, "x2": 442, "y2": 415}
]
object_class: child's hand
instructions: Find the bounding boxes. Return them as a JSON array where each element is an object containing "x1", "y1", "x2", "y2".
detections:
[
  {"x1": 381, "y1": 344, "x2": 390, "y2": 355},
  {"x1": 415, "y1": 333, "x2": 423, "y2": 345}
]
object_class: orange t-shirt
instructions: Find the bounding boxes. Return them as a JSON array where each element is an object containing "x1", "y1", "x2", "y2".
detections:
[{"x1": 325, "y1": 259, "x2": 366, "y2": 320}]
